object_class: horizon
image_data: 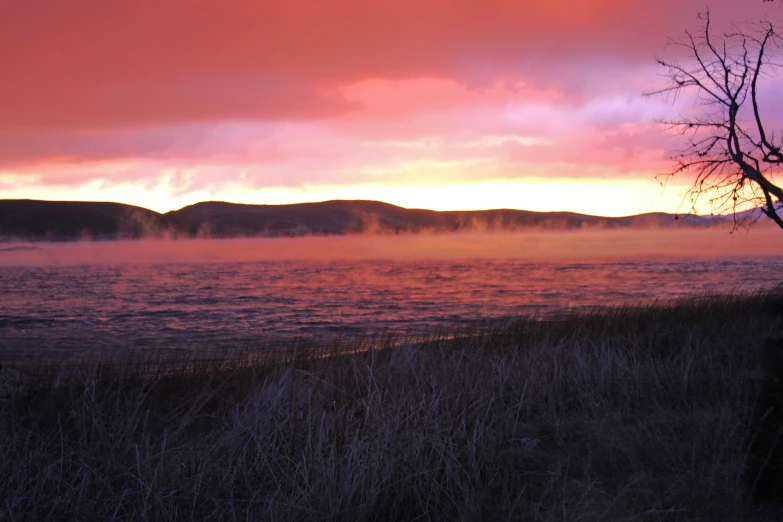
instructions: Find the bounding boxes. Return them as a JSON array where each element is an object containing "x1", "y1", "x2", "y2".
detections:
[
  {"x1": 2, "y1": 1, "x2": 780, "y2": 215},
  {"x1": 0, "y1": 196, "x2": 731, "y2": 219}
]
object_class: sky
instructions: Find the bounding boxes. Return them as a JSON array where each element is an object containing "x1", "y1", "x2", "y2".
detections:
[{"x1": 1, "y1": 0, "x2": 780, "y2": 216}]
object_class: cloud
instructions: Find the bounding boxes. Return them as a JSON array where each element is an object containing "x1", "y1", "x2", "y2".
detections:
[
  {"x1": 0, "y1": 0, "x2": 779, "y2": 213},
  {"x1": 0, "y1": 0, "x2": 770, "y2": 130}
]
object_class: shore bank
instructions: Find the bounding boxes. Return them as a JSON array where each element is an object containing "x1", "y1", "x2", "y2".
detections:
[{"x1": 2, "y1": 292, "x2": 783, "y2": 520}]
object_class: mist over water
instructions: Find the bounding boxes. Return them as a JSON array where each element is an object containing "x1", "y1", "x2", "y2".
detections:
[
  {"x1": 1, "y1": 228, "x2": 781, "y2": 266},
  {"x1": 1, "y1": 229, "x2": 781, "y2": 359}
]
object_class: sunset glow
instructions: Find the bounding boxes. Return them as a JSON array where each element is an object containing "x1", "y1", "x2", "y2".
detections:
[{"x1": 1, "y1": 0, "x2": 780, "y2": 214}]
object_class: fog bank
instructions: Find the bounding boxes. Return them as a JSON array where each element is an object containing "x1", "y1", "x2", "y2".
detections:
[{"x1": 0, "y1": 227, "x2": 779, "y2": 267}]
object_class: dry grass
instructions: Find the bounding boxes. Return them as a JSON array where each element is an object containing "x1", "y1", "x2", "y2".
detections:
[{"x1": 2, "y1": 292, "x2": 783, "y2": 521}]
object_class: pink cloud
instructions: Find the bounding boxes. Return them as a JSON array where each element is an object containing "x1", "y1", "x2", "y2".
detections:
[
  {"x1": 0, "y1": 0, "x2": 779, "y2": 213},
  {"x1": 0, "y1": 0, "x2": 769, "y2": 130}
]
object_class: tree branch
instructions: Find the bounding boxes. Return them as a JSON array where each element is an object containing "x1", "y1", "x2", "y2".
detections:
[{"x1": 649, "y1": 11, "x2": 783, "y2": 232}]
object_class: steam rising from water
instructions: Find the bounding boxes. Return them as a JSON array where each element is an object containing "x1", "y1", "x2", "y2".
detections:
[{"x1": 0, "y1": 228, "x2": 780, "y2": 266}]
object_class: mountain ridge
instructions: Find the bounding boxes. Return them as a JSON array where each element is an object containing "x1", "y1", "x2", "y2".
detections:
[{"x1": 0, "y1": 199, "x2": 715, "y2": 241}]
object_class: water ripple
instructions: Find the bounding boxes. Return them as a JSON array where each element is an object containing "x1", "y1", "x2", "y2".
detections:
[{"x1": 1, "y1": 258, "x2": 782, "y2": 357}]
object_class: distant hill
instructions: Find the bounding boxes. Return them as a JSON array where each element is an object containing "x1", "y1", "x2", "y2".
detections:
[
  {"x1": 0, "y1": 199, "x2": 715, "y2": 241},
  {"x1": 0, "y1": 200, "x2": 163, "y2": 241}
]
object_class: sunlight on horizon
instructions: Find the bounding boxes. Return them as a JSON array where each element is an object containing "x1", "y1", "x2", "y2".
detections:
[{"x1": 1, "y1": 177, "x2": 699, "y2": 217}]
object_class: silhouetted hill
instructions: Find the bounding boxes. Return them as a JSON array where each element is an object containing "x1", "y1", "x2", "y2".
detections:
[
  {"x1": 0, "y1": 199, "x2": 714, "y2": 241},
  {"x1": 164, "y1": 200, "x2": 713, "y2": 237},
  {"x1": 0, "y1": 200, "x2": 164, "y2": 241},
  {"x1": 164, "y1": 200, "x2": 420, "y2": 236}
]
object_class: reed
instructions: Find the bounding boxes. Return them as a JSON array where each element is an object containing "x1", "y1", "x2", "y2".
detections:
[{"x1": 1, "y1": 292, "x2": 782, "y2": 521}]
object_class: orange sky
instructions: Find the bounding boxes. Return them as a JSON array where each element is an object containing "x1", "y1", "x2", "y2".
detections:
[{"x1": 1, "y1": 0, "x2": 780, "y2": 215}]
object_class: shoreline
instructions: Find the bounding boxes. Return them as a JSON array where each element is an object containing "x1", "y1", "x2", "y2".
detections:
[
  {"x1": 3, "y1": 292, "x2": 783, "y2": 519},
  {"x1": 3, "y1": 291, "x2": 781, "y2": 368}
]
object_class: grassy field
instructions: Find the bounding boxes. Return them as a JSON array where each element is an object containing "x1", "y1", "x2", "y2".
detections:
[{"x1": 2, "y1": 293, "x2": 783, "y2": 521}]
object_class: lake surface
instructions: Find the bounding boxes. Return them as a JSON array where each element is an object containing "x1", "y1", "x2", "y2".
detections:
[{"x1": 1, "y1": 231, "x2": 782, "y2": 359}]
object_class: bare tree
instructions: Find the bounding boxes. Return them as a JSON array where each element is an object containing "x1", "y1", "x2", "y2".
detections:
[{"x1": 646, "y1": 10, "x2": 783, "y2": 230}]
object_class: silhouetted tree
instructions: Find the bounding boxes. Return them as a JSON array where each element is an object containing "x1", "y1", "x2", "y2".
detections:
[{"x1": 646, "y1": 11, "x2": 783, "y2": 230}]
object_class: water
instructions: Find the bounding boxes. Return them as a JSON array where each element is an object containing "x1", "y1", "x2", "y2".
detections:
[{"x1": 2, "y1": 254, "x2": 782, "y2": 359}]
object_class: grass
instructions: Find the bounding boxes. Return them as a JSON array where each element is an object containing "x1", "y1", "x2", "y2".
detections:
[{"x1": 2, "y1": 292, "x2": 783, "y2": 521}]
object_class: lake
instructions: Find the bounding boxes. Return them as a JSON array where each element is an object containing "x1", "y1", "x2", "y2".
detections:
[{"x1": 1, "y1": 229, "x2": 781, "y2": 359}]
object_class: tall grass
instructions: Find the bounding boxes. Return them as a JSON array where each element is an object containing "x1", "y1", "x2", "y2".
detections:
[{"x1": 1, "y1": 293, "x2": 782, "y2": 521}]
